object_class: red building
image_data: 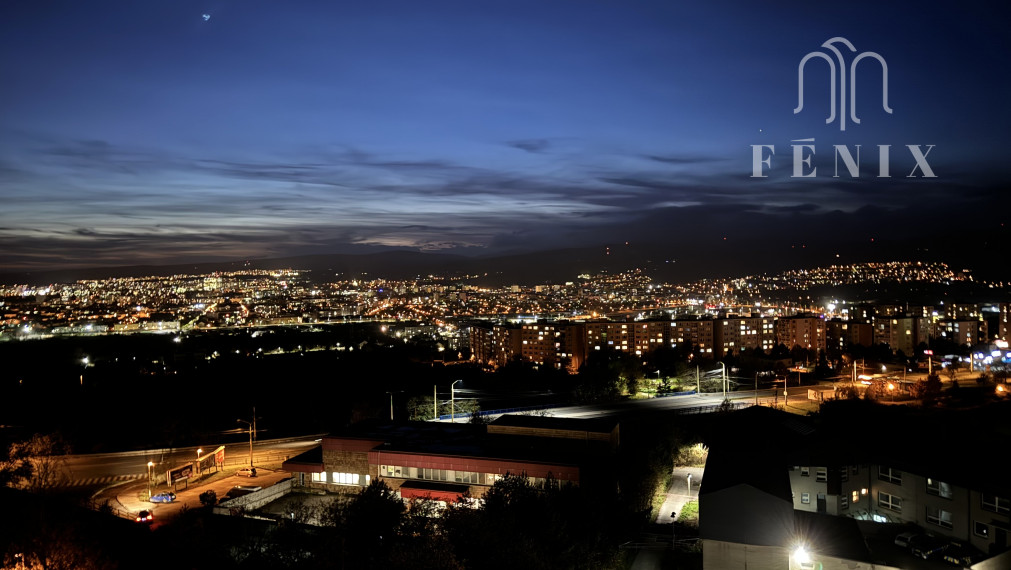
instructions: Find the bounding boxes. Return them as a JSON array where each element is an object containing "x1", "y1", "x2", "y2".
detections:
[{"x1": 282, "y1": 415, "x2": 618, "y2": 503}]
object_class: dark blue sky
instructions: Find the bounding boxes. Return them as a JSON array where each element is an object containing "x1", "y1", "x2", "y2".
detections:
[{"x1": 1, "y1": 1, "x2": 1008, "y2": 273}]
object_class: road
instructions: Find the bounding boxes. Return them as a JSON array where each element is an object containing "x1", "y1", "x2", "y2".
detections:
[
  {"x1": 440, "y1": 388, "x2": 797, "y2": 422},
  {"x1": 107, "y1": 466, "x2": 295, "y2": 528},
  {"x1": 62, "y1": 435, "x2": 322, "y2": 487}
]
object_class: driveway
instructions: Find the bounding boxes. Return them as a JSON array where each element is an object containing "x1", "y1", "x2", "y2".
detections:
[{"x1": 99, "y1": 466, "x2": 292, "y2": 528}]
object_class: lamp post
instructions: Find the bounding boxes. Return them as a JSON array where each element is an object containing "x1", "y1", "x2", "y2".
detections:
[
  {"x1": 147, "y1": 461, "x2": 154, "y2": 500},
  {"x1": 717, "y1": 362, "x2": 727, "y2": 398},
  {"x1": 237, "y1": 418, "x2": 254, "y2": 467},
  {"x1": 451, "y1": 380, "x2": 462, "y2": 423},
  {"x1": 386, "y1": 392, "x2": 394, "y2": 422},
  {"x1": 196, "y1": 448, "x2": 203, "y2": 475}
]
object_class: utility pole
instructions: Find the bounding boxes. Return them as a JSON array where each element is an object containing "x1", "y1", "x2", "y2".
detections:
[
  {"x1": 696, "y1": 366, "x2": 700, "y2": 395},
  {"x1": 433, "y1": 385, "x2": 437, "y2": 420},
  {"x1": 451, "y1": 380, "x2": 462, "y2": 423},
  {"x1": 755, "y1": 372, "x2": 759, "y2": 406},
  {"x1": 237, "y1": 416, "x2": 254, "y2": 468}
]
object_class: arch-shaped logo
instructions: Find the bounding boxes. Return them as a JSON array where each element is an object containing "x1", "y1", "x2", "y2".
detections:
[{"x1": 794, "y1": 37, "x2": 892, "y2": 131}]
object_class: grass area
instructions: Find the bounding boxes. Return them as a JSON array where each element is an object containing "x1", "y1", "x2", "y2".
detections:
[
  {"x1": 650, "y1": 478, "x2": 670, "y2": 520},
  {"x1": 677, "y1": 500, "x2": 699, "y2": 525}
]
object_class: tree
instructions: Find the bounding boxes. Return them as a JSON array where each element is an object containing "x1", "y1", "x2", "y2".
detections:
[
  {"x1": 1, "y1": 433, "x2": 70, "y2": 493},
  {"x1": 944, "y1": 362, "x2": 960, "y2": 383},
  {"x1": 199, "y1": 489, "x2": 217, "y2": 507},
  {"x1": 921, "y1": 372, "x2": 942, "y2": 405}
]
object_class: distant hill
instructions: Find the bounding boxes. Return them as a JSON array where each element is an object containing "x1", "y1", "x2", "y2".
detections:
[{"x1": 2, "y1": 224, "x2": 1007, "y2": 287}]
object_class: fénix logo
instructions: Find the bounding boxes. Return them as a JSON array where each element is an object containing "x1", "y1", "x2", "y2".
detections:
[
  {"x1": 795, "y1": 37, "x2": 891, "y2": 132},
  {"x1": 751, "y1": 36, "x2": 936, "y2": 179}
]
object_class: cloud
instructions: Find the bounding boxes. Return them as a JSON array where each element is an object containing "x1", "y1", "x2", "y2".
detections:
[
  {"x1": 0, "y1": 129, "x2": 1003, "y2": 272},
  {"x1": 507, "y1": 139, "x2": 552, "y2": 153},
  {"x1": 644, "y1": 154, "x2": 728, "y2": 165}
]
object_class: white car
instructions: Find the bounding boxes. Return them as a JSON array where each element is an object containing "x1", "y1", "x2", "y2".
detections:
[{"x1": 236, "y1": 467, "x2": 257, "y2": 477}]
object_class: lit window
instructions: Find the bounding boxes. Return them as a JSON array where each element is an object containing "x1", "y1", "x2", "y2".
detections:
[
  {"x1": 974, "y1": 521, "x2": 990, "y2": 539},
  {"x1": 311, "y1": 471, "x2": 326, "y2": 483},
  {"x1": 801, "y1": 492, "x2": 810, "y2": 504},
  {"x1": 332, "y1": 472, "x2": 360, "y2": 485},
  {"x1": 926, "y1": 478, "x2": 953, "y2": 499}
]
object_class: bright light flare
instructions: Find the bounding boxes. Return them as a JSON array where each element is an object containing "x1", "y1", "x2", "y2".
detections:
[{"x1": 793, "y1": 545, "x2": 811, "y2": 564}]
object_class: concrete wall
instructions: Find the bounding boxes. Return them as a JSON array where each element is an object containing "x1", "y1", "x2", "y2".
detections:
[{"x1": 216, "y1": 478, "x2": 292, "y2": 515}]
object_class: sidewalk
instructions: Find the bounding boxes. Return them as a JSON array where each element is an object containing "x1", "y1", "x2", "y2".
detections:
[
  {"x1": 656, "y1": 467, "x2": 704, "y2": 524},
  {"x1": 98, "y1": 466, "x2": 291, "y2": 527}
]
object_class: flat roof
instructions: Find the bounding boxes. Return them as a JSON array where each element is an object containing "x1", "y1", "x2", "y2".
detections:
[{"x1": 489, "y1": 414, "x2": 618, "y2": 434}]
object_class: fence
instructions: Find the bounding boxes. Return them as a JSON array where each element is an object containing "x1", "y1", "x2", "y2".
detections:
[
  {"x1": 220, "y1": 451, "x2": 291, "y2": 468},
  {"x1": 86, "y1": 499, "x2": 136, "y2": 521},
  {"x1": 671, "y1": 402, "x2": 748, "y2": 415},
  {"x1": 438, "y1": 402, "x2": 558, "y2": 421},
  {"x1": 438, "y1": 393, "x2": 746, "y2": 420}
]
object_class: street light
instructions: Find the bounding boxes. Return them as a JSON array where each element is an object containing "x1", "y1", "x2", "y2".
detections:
[
  {"x1": 717, "y1": 362, "x2": 727, "y2": 398},
  {"x1": 196, "y1": 448, "x2": 203, "y2": 474},
  {"x1": 451, "y1": 380, "x2": 462, "y2": 423},
  {"x1": 237, "y1": 419, "x2": 254, "y2": 467},
  {"x1": 147, "y1": 461, "x2": 154, "y2": 500},
  {"x1": 385, "y1": 392, "x2": 394, "y2": 422}
]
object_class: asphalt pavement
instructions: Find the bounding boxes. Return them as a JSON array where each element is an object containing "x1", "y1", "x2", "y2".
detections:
[{"x1": 100, "y1": 466, "x2": 293, "y2": 528}]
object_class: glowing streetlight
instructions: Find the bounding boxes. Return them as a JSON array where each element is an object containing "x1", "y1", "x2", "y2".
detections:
[
  {"x1": 793, "y1": 545, "x2": 812, "y2": 565},
  {"x1": 237, "y1": 418, "x2": 254, "y2": 467},
  {"x1": 147, "y1": 461, "x2": 155, "y2": 499}
]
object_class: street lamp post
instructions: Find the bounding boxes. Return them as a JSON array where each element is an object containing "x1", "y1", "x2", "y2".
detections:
[
  {"x1": 717, "y1": 362, "x2": 727, "y2": 398},
  {"x1": 147, "y1": 461, "x2": 154, "y2": 500},
  {"x1": 386, "y1": 392, "x2": 394, "y2": 422},
  {"x1": 196, "y1": 448, "x2": 203, "y2": 474},
  {"x1": 237, "y1": 419, "x2": 254, "y2": 467},
  {"x1": 755, "y1": 372, "x2": 759, "y2": 406},
  {"x1": 451, "y1": 380, "x2": 462, "y2": 423}
]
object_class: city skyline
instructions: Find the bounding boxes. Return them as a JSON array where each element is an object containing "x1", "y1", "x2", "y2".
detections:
[{"x1": 2, "y1": 1, "x2": 1009, "y2": 274}]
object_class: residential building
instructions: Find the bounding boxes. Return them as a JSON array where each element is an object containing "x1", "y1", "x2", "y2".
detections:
[{"x1": 775, "y1": 315, "x2": 826, "y2": 353}]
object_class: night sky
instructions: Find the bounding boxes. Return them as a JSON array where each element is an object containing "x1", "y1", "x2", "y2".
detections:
[{"x1": 1, "y1": 1, "x2": 1009, "y2": 274}]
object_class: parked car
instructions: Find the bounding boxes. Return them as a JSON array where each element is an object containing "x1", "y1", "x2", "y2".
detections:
[
  {"x1": 150, "y1": 492, "x2": 176, "y2": 503},
  {"x1": 909, "y1": 534, "x2": 948, "y2": 559},
  {"x1": 942, "y1": 543, "x2": 980, "y2": 567},
  {"x1": 236, "y1": 467, "x2": 257, "y2": 477},
  {"x1": 894, "y1": 532, "x2": 920, "y2": 548},
  {"x1": 135, "y1": 510, "x2": 154, "y2": 523}
]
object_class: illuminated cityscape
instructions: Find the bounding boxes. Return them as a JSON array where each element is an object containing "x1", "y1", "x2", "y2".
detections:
[{"x1": 2, "y1": 0, "x2": 1010, "y2": 569}]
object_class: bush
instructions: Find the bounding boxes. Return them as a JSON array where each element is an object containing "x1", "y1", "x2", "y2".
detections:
[{"x1": 199, "y1": 490, "x2": 217, "y2": 507}]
